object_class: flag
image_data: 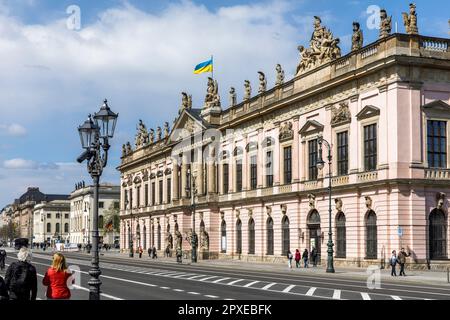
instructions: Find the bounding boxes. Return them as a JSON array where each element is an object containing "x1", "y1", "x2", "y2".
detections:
[{"x1": 194, "y1": 58, "x2": 213, "y2": 74}]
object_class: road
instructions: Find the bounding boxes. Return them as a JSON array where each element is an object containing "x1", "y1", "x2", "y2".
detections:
[{"x1": 3, "y1": 251, "x2": 450, "y2": 300}]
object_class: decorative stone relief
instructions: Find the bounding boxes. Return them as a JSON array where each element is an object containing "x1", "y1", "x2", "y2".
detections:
[
  {"x1": 308, "y1": 194, "x2": 316, "y2": 210},
  {"x1": 365, "y1": 196, "x2": 373, "y2": 210},
  {"x1": 266, "y1": 206, "x2": 272, "y2": 217},
  {"x1": 335, "y1": 198, "x2": 343, "y2": 212},
  {"x1": 235, "y1": 209, "x2": 240, "y2": 219},
  {"x1": 281, "y1": 204, "x2": 287, "y2": 215},
  {"x1": 436, "y1": 193, "x2": 446, "y2": 210},
  {"x1": 279, "y1": 122, "x2": 294, "y2": 142},
  {"x1": 331, "y1": 102, "x2": 352, "y2": 127}
]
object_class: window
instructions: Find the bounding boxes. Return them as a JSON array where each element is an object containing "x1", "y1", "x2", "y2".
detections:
[
  {"x1": 64, "y1": 223, "x2": 69, "y2": 233},
  {"x1": 157, "y1": 224, "x2": 161, "y2": 250},
  {"x1": 55, "y1": 223, "x2": 60, "y2": 234},
  {"x1": 47, "y1": 223, "x2": 51, "y2": 233},
  {"x1": 167, "y1": 178, "x2": 171, "y2": 203},
  {"x1": 266, "y1": 151, "x2": 273, "y2": 187},
  {"x1": 427, "y1": 120, "x2": 447, "y2": 168},
  {"x1": 336, "y1": 213, "x2": 346, "y2": 258},
  {"x1": 158, "y1": 180, "x2": 163, "y2": 204},
  {"x1": 365, "y1": 211, "x2": 377, "y2": 259},
  {"x1": 221, "y1": 220, "x2": 227, "y2": 253},
  {"x1": 223, "y1": 163, "x2": 229, "y2": 194},
  {"x1": 124, "y1": 191, "x2": 128, "y2": 209},
  {"x1": 64, "y1": 214, "x2": 69, "y2": 219},
  {"x1": 282, "y1": 216, "x2": 290, "y2": 255},
  {"x1": 364, "y1": 124, "x2": 377, "y2": 171},
  {"x1": 429, "y1": 209, "x2": 447, "y2": 260},
  {"x1": 236, "y1": 219, "x2": 242, "y2": 254},
  {"x1": 248, "y1": 218, "x2": 255, "y2": 254},
  {"x1": 129, "y1": 190, "x2": 133, "y2": 209},
  {"x1": 99, "y1": 215, "x2": 104, "y2": 229},
  {"x1": 308, "y1": 140, "x2": 318, "y2": 180},
  {"x1": 236, "y1": 160, "x2": 243, "y2": 192},
  {"x1": 145, "y1": 185, "x2": 149, "y2": 206},
  {"x1": 337, "y1": 131, "x2": 349, "y2": 176},
  {"x1": 250, "y1": 155, "x2": 257, "y2": 190},
  {"x1": 283, "y1": 146, "x2": 292, "y2": 184},
  {"x1": 99, "y1": 202, "x2": 104, "y2": 209},
  {"x1": 143, "y1": 226, "x2": 147, "y2": 250},
  {"x1": 266, "y1": 218, "x2": 274, "y2": 255},
  {"x1": 151, "y1": 182, "x2": 155, "y2": 206},
  {"x1": 47, "y1": 213, "x2": 51, "y2": 219},
  {"x1": 114, "y1": 202, "x2": 119, "y2": 209},
  {"x1": 56, "y1": 213, "x2": 61, "y2": 219}
]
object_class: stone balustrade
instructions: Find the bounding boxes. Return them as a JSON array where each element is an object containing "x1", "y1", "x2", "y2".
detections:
[
  {"x1": 425, "y1": 169, "x2": 450, "y2": 179},
  {"x1": 357, "y1": 171, "x2": 378, "y2": 182},
  {"x1": 332, "y1": 175, "x2": 350, "y2": 186}
]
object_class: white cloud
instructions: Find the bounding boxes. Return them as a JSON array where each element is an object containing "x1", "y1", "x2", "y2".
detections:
[
  {"x1": 2, "y1": 158, "x2": 59, "y2": 170},
  {"x1": 0, "y1": 123, "x2": 27, "y2": 136}
]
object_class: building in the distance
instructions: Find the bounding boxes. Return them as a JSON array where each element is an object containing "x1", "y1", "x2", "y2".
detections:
[
  {"x1": 118, "y1": 10, "x2": 450, "y2": 268},
  {"x1": 33, "y1": 198, "x2": 70, "y2": 245},
  {"x1": 69, "y1": 182, "x2": 120, "y2": 246}
]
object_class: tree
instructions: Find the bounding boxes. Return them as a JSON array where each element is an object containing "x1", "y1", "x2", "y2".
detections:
[
  {"x1": 102, "y1": 203, "x2": 120, "y2": 236},
  {"x1": 0, "y1": 221, "x2": 19, "y2": 242}
]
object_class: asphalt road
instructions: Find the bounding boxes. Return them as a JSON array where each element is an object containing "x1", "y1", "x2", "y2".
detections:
[{"x1": 3, "y1": 251, "x2": 450, "y2": 300}]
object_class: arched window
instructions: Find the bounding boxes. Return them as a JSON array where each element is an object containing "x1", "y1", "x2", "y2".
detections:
[
  {"x1": 248, "y1": 218, "x2": 255, "y2": 255},
  {"x1": 282, "y1": 216, "x2": 290, "y2": 255},
  {"x1": 99, "y1": 215, "x2": 104, "y2": 229},
  {"x1": 221, "y1": 220, "x2": 227, "y2": 253},
  {"x1": 64, "y1": 223, "x2": 69, "y2": 234},
  {"x1": 266, "y1": 217, "x2": 274, "y2": 255},
  {"x1": 56, "y1": 223, "x2": 60, "y2": 234},
  {"x1": 157, "y1": 224, "x2": 161, "y2": 250},
  {"x1": 335, "y1": 212, "x2": 346, "y2": 258},
  {"x1": 365, "y1": 211, "x2": 377, "y2": 259},
  {"x1": 236, "y1": 219, "x2": 242, "y2": 254},
  {"x1": 47, "y1": 223, "x2": 51, "y2": 233},
  {"x1": 143, "y1": 226, "x2": 147, "y2": 250},
  {"x1": 429, "y1": 209, "x2": 447, "y2": 260}
]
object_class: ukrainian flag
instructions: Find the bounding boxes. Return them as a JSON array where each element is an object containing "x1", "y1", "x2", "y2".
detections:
[{"x1": 194, "y1": 58, "x2": 213, "y2": 74}]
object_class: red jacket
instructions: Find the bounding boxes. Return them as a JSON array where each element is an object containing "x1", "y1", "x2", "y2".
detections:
[
  {"x1": 43, "y1": 268, "x2": 73, "y2": 299},
  {"x1": 295, "y1": 251, "x2": 301, "y2": 261}
]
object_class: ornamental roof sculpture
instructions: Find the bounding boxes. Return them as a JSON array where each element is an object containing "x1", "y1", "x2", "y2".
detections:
[
  {"x1": 275, "y1": 64, "x2": 285, "y2": 86},
  {"x1": 229, "y1": 87, "x2": 237, "y2": 107},
  {"x1": 258, "y1": 71, "x2": 267, "y2": 94},
  {"x1": 379, "y1": 9, "x2": 392, "y2": 39},
  {"x1": 296, "y1": 16, "x2": 341, "y2": 75},
  {"x1": 243, "y1": 80, "x2": 251, "y2": 101},
  {"x1": 402, "y1": 3, "x2": 418, "y2": 35},
  {"x1": 204, "y1": 77, "x2": 221, "y2": 109},
  {"x1": 134, "y1": 119, "x2": 149, "y2": 149},
  {"x1": 179, "y1": 92, "x2": 192, "y2": 115},
  {"x1": 351, "y1": 22, "x2": 364, "y2": 52}
]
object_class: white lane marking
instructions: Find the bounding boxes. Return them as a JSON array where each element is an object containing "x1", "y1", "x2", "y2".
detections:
[
  {"x1": 227, "y1": 279, "x2": 245, "y2": 285},
  {"x1": 188, "y1": 292, "x2": 200, "y2": 295},
  {"x1": 187, "y1": 275, "x2": 207, "y2": 280},
  {"x1": 244, "y1": 281, "x2": 260, "y2": 288},
  {"x1": 361, "y1": 292, "x2": 371, "y2": 300},
  {"x1": 160, "y1": 287, "x2": 170, "y2": 290},
  {"x1": 173, "y1": 273, "x2": 194, "y2": 278},
  {"x1": 205, "y1": 295, "x2": 219, "y2": 299},
  {"x1": 262, "y1": 283, "x2": 277, "y2": 290},
  {"x1": 283, "y1": 285, "x2": 296, "y2": 293},
  {"x1": 72, "y1": 285, "x2": 124, "y2": 300},
  {"x1": 306, "y1": 287, "x2": 317, "y2": 296},
  {"x1": 213, "y1": 277, "x2": 230, "y2": 283},
  {"x1": 199, "y1": 276, "x2": 218, "y2": 282},
  {"x1": 391, "y1": 295, "x2": 402, "y2": 300},
  {"x1": 333, "y1": 290, "x2": 341, "y2": 300},
  {"x1": 224, "y1": 298, "x2": 235, "y2": 300},
  {"x1": 173, "y1": 289, "x2": 184, "y2": 292}
]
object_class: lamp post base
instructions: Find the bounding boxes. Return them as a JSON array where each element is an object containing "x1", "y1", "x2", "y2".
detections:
[{"x1": 326, "y1": 238, "x2": 335, "y2": 273}]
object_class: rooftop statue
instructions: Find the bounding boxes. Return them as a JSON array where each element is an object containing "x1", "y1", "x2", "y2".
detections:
[
  {"x1": 379, "y1": 9, "x2": 392, "y2": 39},
  {"x1": 180, "y1": 92, "x2": 192, "y2": 114},
  {"x1": 156, "y1": 126, "x2": 162, "y2": 141},
  {"x1": 258, "y1": 71, "x2": 267, "y2": 94},
  {"x1": 204, "y1": 77, "x2": 221, "y2": 108},
  {"x1": 125, "y1": 142, "x2": 132, "y2": 154},
  {"x1": 164, "y1": 122, "x2": 170, "y2": 138},
  {"x1": 149, "y1": 129, "x2": 154, "y2": 144},
  {"x1": 351, "y1": 22, "x2": 364, "y2": 52},
  {"x1": 229, "y1": 87, "x2": 237, "y2": 107},
  {"x1": 402, "y1": 3, "x2": 418, "y2": 35},
  {"x1": 296, "y1": 16, "x2": 341, "y2": 74},
  {"x1": 243, "y1": 80, "x2": 251, "y2": 101},
  {"x1": 275, "y1": 64, "x2": 285, "y2": 86}
]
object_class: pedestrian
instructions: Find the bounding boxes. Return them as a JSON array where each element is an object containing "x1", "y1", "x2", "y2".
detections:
[
  {"x1": 390, "y1": 250, "x2": 398, "y2": 277},
  {"x1": 287, "y1": 250, "x2": 293, "y2": 269},
  {"x1": 311, "y1": 247, "x2": 318, "y2": 267},
  {"x1": 139, "y1": 246, "x2": 143, "y2": 259},
  {"x1": 397, "y1": 248, "x2": 410, "y2": 276},
  {"x1": 302, "y1": 249, "x2": 309, "y2": 268},
  {"x1": 0, "y1": 275, "x2": 9, "y2": 300},
  {"x1": 0, "y1": 248, "x2": 6, "y2": 271},
  {"x1": 152, "y1": 247, "x2": 157, "y2": 259},
  {"x1": 43, "y1": 253, "x2": 74, "y2": 300},
  {"x1": 176, "y1": 248, "x2": 182, "y2": 263},
  {"x1": 165, "y1": 246, "x2": 170, "y2": 258},
  {"x1": 295, "y1": 249, "x2": 301, "y2": 268},
  {"x1": 148, "y1": 247, "x2": 152, "y2": 258},
  {"x1": 4, "y1": 247, "x2": 38, "y2": 301}
]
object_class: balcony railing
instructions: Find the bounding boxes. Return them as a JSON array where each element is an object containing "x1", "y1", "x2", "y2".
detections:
[
  {"x1": 425, "y1": 169, "x2": 450, "y2": 179},
  {"x1": 279, "y1": 184, "x2": 292, "y2": 193},
  {"x1": 357, "y1": 171, "x2": 378, "y2": 182},
  {"x1": 332, "y1": 175, "x2": 349, "y2": 186}
]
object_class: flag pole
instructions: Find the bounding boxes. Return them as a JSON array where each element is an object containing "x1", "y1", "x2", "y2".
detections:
[{"x1": 211, "y1": 55, "x2": 214, "y2": 80}]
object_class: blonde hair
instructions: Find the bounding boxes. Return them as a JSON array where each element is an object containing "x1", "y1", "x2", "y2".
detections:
[
  {"x1": 17, "y1": 247, "x2": 32, "y2": 262},
  {"x1": 51, "y1": 253, "x2": 68, "y2": 272}
]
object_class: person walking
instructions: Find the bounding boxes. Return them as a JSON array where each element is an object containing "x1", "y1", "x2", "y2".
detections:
[
  {"x1": 165, "y1": 246, "x2": 170, "y2": 258},
  {"x1": 148, "y1": 247, "x2": 152, "y2": 258},
  {"x1": 42, "y1": 253, "x2": 74, "y2": 300},
  {"x1": 4, "y1": 247, "x2": 37, "y2": 301},
  {"x1": 0, "y1": 248, "x2": 6, "y2": 271},
  {"x1": 152, "y1": 247, "x2": 157, "y2": 259},
  {"x1": 390, "y1": 250, "x2": 398, "y2": 277},
  {"x1": 311, "y1": 247, "x2": 318, "y2": 267},
  {"x1": 302, "y1": 249, "x2": 309, "y2": 268},
  {"x1": 138, "y1": 246, "x2": 143, "y2": 259},
  {"x1": 0, "y1": 275, "x2": 9, "y2": 300},
  {"x1": 295, "y1": 249, "x2": 301, "y2": 268},
  {"x1": 287, "y1": 250, "x2": 293, "y2": 269},
  {"x1": 397, "y1": 248, "x2": 410, "y2": 276}
]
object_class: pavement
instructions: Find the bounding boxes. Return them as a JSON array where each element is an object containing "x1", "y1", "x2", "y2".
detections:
[{"x1": 1, "y1": 247, "x2": 450, "y2": 300}]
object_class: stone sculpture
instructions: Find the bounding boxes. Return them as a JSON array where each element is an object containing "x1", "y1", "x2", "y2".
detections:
[
  {"x1": 402, "y1": 3, "x2": 418, "y2": 35},
  {"x1": 258, "y1": 71, "x2": 267, "y2": 94},
  {"x1": 379, "y1": 9, "x2": 392, "y2": 39},
  {"x1": 204, "y1": 77, "x2": 221, "y2": 108},
  {"x1": 351, "y1": 22, "x2": 363, "y2": 52},
  {"x1": 229, "y1": 87, "x2": 237, "y2": 107},
  {"x1": 275, "y1": 64, "x2": 285, "y2": 86},
  {"x1": 243, "y1": 80, "x2": 251, "y2": 101}
]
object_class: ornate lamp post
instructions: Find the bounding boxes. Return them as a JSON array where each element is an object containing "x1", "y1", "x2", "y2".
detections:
[
  {"x1": 316, "y1": 135, "x2": 335, "y2": 274},
  {"x1": 125, "y1": 199, "x2": 134, "y2": 258},
  {"x1": 186, "y1": 168, "x2": 198, "y2": 263},
  {"x1": 77, "y1": 99, "x2": 118, "y2": 300}
]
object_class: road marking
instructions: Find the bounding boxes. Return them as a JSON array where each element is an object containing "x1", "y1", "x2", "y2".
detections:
[
  {"x1": 361, "y1": 292, "x2": 371, "y2": 300},
  {"x1": 391, "y1": 295, "x2": 402, "y2": 300},
  {"x1": 244, "y1": 281, "x2": 260, "y2": 288},
  {"x1": 173, "y1": 289, "x2": 184, "y2": 292},
  {"x1": 205, "y1": 295, "x2": 219, "y2": 299},
  {"x1": 282, "y1": 285, "x2": 296, "y2": 293},
  {"x1": 306, "y1": 287, "x2": 317, "y2": 296},
  {"x1": 224, "y1": 298, "x2": 235, "y2": 300},
  {"x1": 262, "y1": 283, "x2": 277, "y2": 290},
  {"x1": 188, "y1": 292, "x2": 200, "y2": 295},
  {"x1": 160, "y1": 287, "x2": 170, "y2": 290},
  {"x1": 212, "y1": 277, "x2": 230, "y2": 283},
  {"x1": 187, "y1": 275, "x2": 207, "y2": 280},
  {"x1": 72, "y1": 285, "x2": 124, "y2": 300},
  {"x1": 227, "y1": 279, "x2": 244, "y2": 285},
  {"x1": 199, "y1": 276, "x2": 218, "y2": 282},
  {"x1": 333, "y1": 290, "x2": 341, "y2": 300}
]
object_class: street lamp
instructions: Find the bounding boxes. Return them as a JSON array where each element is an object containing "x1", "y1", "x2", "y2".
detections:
[
  {"x1": 186, "y1": 168, "x2": 198, "y2": 263},
  {"x1": 125, "y1": 199, "x2": 134, "y2": 258},
  {"x1": 77, "y1": 99, "x2": 118, "y2": 300},
  {"x1": 317, "y1": 135, "x2": 335, "y2": 274}
]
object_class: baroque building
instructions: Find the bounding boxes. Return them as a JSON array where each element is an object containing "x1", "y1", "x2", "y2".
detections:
[
  {"x1": 33, "y1": 198, "x2": 70, "y2": 245},
  {"x1": 119, "y1": 13, "x2": 450, "y2": 268}
]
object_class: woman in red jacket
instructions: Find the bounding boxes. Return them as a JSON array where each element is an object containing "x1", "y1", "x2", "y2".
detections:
[{"x1": 43, "y1": 253, "x2": 74, "y2": 300}]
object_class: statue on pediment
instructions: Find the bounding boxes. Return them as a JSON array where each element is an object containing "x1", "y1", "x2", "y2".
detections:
[
  {"x1": 149, "y1": 129, "x2": 154, "y2": 143},
  {"x1": 331, "y1": 102, "x2": 352, "y2": 126},
  {"x1": 125, "y1": 142, "x2": 132, "y2": 154},
  {"x1": 204, "y1": 77, "x2": 221, "y2": 108},
  {"x1": 279, "y1": 121, "x2": 293, "y2": 142},
  {"x1": 229, "y1": 87, "x2": 237, "y2": 107},
  {"x1": 275, "y1": 64, "x2": 285, "y2": 86},
  {"x1": 180, "y1": 92, "x2": 192, "y2": 114},
  {"x1": 156, "y1": 127, "x2": 162, "y2": 141},
  {"x1": 135, "y1": 119, "x2": 149, "y2": 148},
  {"x1": 379, "y1": 9, "x2": 392, "y2": 39},
  {"x1": 122, "y1": 144, "x2": 127, "y2": 158},
  {"x1": 258, "y1": 71, "x2": 267, "y2": 94},
  {"x1": 243, "y1": 80, "x2": 251, "y2": 101},
  {"x1": 352, "y1": 22, "x2": 363, "y2": 52},
  {"x1": 402, "y1": 3, "x2": 418, "y2": 35},
  {"x1": 164, "y1": 122, "x2": 170, "y2": 138}
]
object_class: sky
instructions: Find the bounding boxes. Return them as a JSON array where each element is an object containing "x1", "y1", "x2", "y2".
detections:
[{"x1": 0, "y1": 0, "x2": 449, "y2": 208}]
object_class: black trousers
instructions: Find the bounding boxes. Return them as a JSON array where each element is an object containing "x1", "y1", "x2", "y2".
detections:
[
  {"x1": 391, "y1": 264, "x2": 397, "y2": 276},
  {"x1": 399, "y1": 263, "x2": 406, "y2": 276}
]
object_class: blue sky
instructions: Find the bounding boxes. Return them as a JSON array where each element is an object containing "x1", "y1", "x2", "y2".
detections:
[{"x1": 0, "y1": 0, "x2": 449, "y2": 208}]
